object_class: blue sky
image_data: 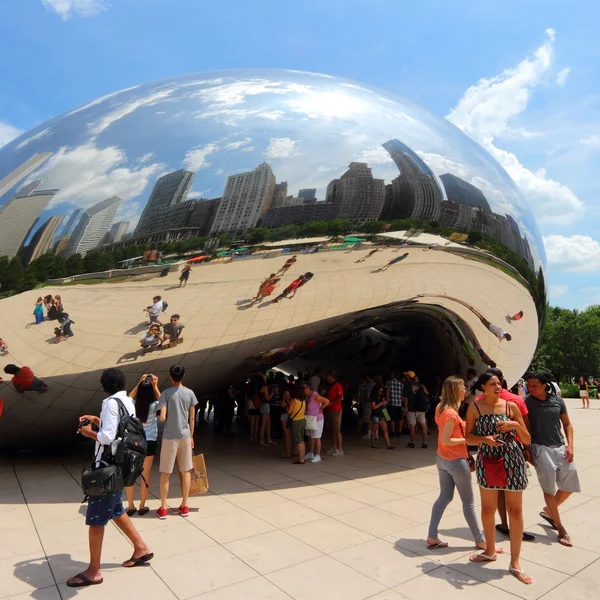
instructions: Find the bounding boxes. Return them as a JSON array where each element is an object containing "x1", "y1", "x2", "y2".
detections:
[{"x1": 0, "y1": 0, "x2": 599, "y2": 308}]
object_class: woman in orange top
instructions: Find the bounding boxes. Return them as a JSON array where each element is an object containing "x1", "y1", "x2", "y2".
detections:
[{"x1": 426, "y1": 376, "x2": 485, "y2": 550}]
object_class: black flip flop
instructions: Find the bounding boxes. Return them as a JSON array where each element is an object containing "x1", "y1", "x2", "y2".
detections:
[
  {"x1": 138, "y1": 507, "x2": 150, "y2": 516},
  {"x1": 66, "y1": 573, "x2": 103, "y2": 587},
  {"x1": 292, "y1": 460, "x2": 306, "y2": 465},
  {"x1": 123, "y1": 552, "x2": 154, "y2": 568},
  {"x1": 539, "y1": 511, "x2": 558, "y2": 530},
  {"x1": 126, "y1": 508, "x2": 137, "y2": 517}
]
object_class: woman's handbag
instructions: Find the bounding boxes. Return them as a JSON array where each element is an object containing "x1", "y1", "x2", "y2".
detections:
[
  {"x1": 481, "y1": 456, "x2": 508, "y2": 488},
  {"x1": 467, "y1": 454, "x2": 476, "y2": 473},
  {"x1": 305, "y1": 414, "x2": 318, "y2": 431}
]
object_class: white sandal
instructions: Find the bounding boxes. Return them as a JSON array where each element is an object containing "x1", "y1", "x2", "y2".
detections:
[{"x1": 469, "y1": 552, "x2": 497, "y2": 562}]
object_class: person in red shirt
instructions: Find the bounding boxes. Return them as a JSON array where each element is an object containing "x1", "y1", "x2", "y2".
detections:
[
  {"x1": 475, "y1": 367, "x2": 534, "y2": 541},
  {"x1": 2, "y1": 364, "x2": 48, "y2": 393},
  {"x1": 272, "y1": 275, "x2": 305, "y2": 303},
  {"x1": 325, "y1": 371, "x2": 344, "y2": 457}
]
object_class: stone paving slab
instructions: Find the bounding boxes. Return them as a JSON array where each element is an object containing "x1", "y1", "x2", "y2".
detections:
[{"x1": 1, "y1": 398, "x2": 599, "y2": 599}]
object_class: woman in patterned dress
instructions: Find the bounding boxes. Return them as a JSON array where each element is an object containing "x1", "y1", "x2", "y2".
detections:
[{"x1": 465, "y1": 372, "x2": 532, "y2": 585}]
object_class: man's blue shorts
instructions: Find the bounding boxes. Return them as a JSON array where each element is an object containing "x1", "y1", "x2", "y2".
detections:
[{"x1": 86, "y1": 492, "x2": 124, "y2": 526}]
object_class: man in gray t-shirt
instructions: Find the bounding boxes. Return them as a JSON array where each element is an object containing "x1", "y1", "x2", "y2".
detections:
[
  {"x1": 157, "y1": 364, "x2": 198, "y2": 519},
  {"x1": 525, "y1": 374, "x2": 580, "y2": 548}
]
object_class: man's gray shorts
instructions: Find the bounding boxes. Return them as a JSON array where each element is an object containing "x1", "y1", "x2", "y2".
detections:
[{"x1": 531, "y1": 444, "x2": 581, "y2": 495}]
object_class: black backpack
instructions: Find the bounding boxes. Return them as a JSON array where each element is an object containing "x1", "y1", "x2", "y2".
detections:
[
  {"x1": 162, "y1": 300, "x2": 168, "y2": 313},
  {"x1": 106, "y1": 398, "x2": 147, "y2": 487},
  {"x1": 415, "y1": 386, "x2": 431, "y2": 412}
]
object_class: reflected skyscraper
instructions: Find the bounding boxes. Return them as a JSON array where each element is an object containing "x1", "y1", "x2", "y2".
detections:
[
  {"x1": 210, "y1": 162, "x2": 276, "y2": 234},
  {"x1": 271, "y1": 182, "x2": 288, "y2": 209},
  {"x1": 382, "y1": 139, "x2": 443, "y2": 222},
  {"x1": 0, "y1": 153, "x2": 52, "y2": 199},
  {"x1": 21, "y1": 215, "x2": 64, "y2": 265},
  {"x1": 64, "y1": 196, "x2": 122, "y2": 257},
  {"x1": 329, "y1": 162, "x2": 385, "y2": 221},
  {"x1": 135, "y1": 170, "x2": 194, "y2": 236},
  {"x1": 0, "y1": 180, "x2": 58, "y2": 260},
  {"x1": 61, "y1": 207, "x2": 85, "y2": 239},
  {"x1": 440, "y1": 173, "x2": 491, "y2": 213}
]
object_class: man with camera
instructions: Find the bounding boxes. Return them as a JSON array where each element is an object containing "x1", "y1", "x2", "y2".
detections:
[{"x1": 67, "y1": 368, "x2": 153, "y2": 588}]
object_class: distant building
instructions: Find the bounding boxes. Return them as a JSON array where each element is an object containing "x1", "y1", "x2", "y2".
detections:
[
  {"x1": 262, "y1": 201, "x2": 338, "y2": 228},
  {"x1": 439, "y1": 173, "x2": 492, "y2": 213},
  {"x1": 55, "y1": 236, "x2": 70, "y2": 256},
  {"x1": 382, "y1": 139, "x2": 443, "y2": 222},
  {"x1": 110, "y1": 221, "x2": 130, "y2": 243},
  {"x1": 298, "y1": 188, "x2": 317, "y2": 202},
  {"x1": 60, "y1": 207, "x2": 85, "y2": 240},
  {"x1": 21, "y1": 215, "x2": 64, "y2": 265},
  {"x1": 440, "y1": 202, "x2": 474, "y2": 232},
  {"x1": 210, "y1": 163, "x2": 276, "y2": 234},
  {"x1": 271, "y1": 182, "x2": 288, "y2": 209},
  {"x1": 186, "y1": 198, "x2": 221, "y2": 236},
  {"x1": 0, "y1": 180, "x2": 58, "y2": 260},
  {"x1": 135, "y1": 169, "x2": 194, "y2": 236},
  {"x1": 64, "y1": 196, "x2": 122, "y2": 257},
  {"x1": 0, "y1": 153, "x2": 52, "y2": 199},
  {"x1": 328, "y1": 162, "x2": 385, "y2": 221}
]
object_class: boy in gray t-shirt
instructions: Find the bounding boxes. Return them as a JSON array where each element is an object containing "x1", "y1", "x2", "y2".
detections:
[{"x1": 157, "y1": 365, "x2": 198, "y2": 519}]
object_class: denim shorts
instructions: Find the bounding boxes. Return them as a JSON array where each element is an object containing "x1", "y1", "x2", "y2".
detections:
[
  {"x1": 371, "y1": 415, "x2": 382, "y2": 424},
  {"x1": 86, "y1": 492, "x2": 124, "y2": 526}
]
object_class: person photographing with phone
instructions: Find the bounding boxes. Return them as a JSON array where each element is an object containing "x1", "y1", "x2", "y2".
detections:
[
  {"x1": 125, "y1": 373, "x2": 161, "y2": 516},
  {"x1": 465, "y1": 372, "x2": 531, "y2": 585}
]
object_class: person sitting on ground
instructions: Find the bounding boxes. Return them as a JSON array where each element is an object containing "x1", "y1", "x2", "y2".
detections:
[
  {"x1": 161, "y1": 314, "x2": 184, "y2": 348},
  {"x1": 47, "y1": 297, "x2": 59, "y2": 321},
  {"x1": 57, "y1": 311, "x2": 75, "y2": 339},
  {"x1": 54, "y1": 295, "x2": 64, "y2": 313},
  {"x1": 143, "y1": 296, "x2": 163, "y2": 326},
  {"x1": 140, "y1": 325, "x2": 162, "y2": 352},
  {"x1": 2, "y1": 364, "x2": 48, "y2": 393},
  {"x1": 0, "y1": 337, "x2": 8, "y2": 355}
]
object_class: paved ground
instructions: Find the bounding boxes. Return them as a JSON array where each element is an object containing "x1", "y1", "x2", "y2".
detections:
[{"x1": 2, "y1": 398, "x2": 599, "y2": 600}]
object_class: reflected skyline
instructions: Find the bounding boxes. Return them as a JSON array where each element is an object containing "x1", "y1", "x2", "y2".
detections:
[{"x1": 0, "y1": 70, "x2": 545, "y2": 270}]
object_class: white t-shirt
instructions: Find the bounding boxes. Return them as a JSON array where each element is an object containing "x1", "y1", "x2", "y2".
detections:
[
  {"x1": 488, "y1": 323, "x2": 507, "y2": 341},
  {"x1": 95, "y1": 391, "x2": 136, "y2": 464},
  {"x1": 149, "y1": 301, "x2": 162, "y2": 316}
]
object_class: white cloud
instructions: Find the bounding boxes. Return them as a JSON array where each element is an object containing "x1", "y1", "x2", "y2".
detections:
[
  {"x1": 28, "y1": 142, "x2": 163, "y2": 209},
  {"x1": 265, "y1": 137, "x2": 299, "y2": 159},
  {"x1": 89, "y1": 89, "x2": 174, "y2": 136},
  {"x1": 556, "y1": 67, "x2": 571, "y2": 87},
  {"x1": 0, "y1": 120, "x2": 24, "y2": 148},
  {"x1": 15, "y1": 127, "x2": 52, "y2": 150},
  {"x1": 447, "y1": 29, "x2": 585, "y2": 223},
  {"x1": 225, "y1": 138, "x2": 252, "y2": 150},
  {"x1": 580, "y1": 134, "x2": 600, "y2": 147},
  {"x1": 183, "y1": 143, "x2": 218, "y2": 171},
  {"x1": 549, "y1": 284, "x2": 569, "y2": 298},
  {"x1": 543, "y1": 234, "x2": 600, "y2": 272},
  {"x1": 355, "y1": 146, "x2": 394, "y2": 165},
  {"x1": 41, "y1": 0, "x2": 107, "y2": 19}
]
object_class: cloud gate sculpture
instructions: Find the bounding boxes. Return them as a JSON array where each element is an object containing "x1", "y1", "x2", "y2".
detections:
[{"x1": 0, "y1": 69, "x2": 547, "y2": 448}]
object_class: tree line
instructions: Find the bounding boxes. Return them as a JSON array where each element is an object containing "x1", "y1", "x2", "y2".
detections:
[{"x1": 530, "y1": 305, "x2": 600, "y2": 382}]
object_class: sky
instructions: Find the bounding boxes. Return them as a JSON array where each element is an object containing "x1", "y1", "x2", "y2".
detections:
[{"x1": 0, "y1": 0, "x2": 598, "y2": 309}]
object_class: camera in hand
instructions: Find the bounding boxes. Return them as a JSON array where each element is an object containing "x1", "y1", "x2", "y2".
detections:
[
  {"x1": 78, "y1": 418, "x2": 99, "y2": 433},
  {"x1": 145, "y1": 373, "x2": 154, "y2": 381}
]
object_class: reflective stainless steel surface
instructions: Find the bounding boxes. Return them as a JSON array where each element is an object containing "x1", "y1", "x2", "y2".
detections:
[{"x1": 0, "y1": 70, "x2": 546, "y2": 447}]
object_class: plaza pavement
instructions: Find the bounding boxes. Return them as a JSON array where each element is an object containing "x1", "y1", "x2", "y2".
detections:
[{"x1": 1, "y1": 398, "x2": 600, "y2": 600}]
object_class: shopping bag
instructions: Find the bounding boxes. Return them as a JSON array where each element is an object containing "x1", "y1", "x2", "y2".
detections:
[
  {"x1": 381, "y1": 407, "x2": 391, "y2": 422},
  {"x1": 190, "y1": 453, "x2": 209, "y2": 495}
]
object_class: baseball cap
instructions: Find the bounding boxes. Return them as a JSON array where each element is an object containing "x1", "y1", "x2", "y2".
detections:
[{"x1": 404, "y1": 370, "x2": 416, "y2": 378}]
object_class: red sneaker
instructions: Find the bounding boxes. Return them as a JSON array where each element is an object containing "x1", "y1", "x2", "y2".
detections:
[
  {"x1": 157, "y1": 507, "x2": 168, "y2": 520},
  {"x1": 178, "y1": 505, "x2": 189, "y2": 517}
]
